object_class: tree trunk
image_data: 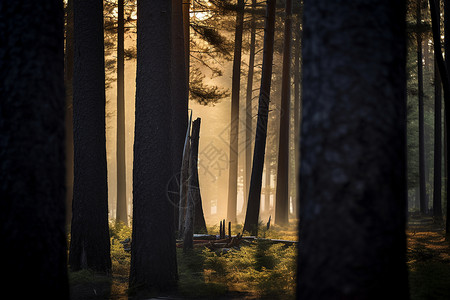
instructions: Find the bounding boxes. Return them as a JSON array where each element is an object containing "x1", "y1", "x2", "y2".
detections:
[
  {"x1": 184, "y1": 118, "x2": 206, "y2": 251},
  {"x1": 244, "y1": 0, "x2": 257, "y2": 219},
  {"x1": 172, "y1": 0, "x2": 189, "y2": 232},
  {"x1": 116, "y1": 0, "x2": 128, "y2": 225},
  {"x1": 0, "y1": 1, "x2": 69, "y2": 297},
  {"x1": 65, "y1": 0, "x2": 75, "y2": 228},
  {"x1": 418, "y1": 0, "x2": 428, "y2": 214},
  {"x1": 190, "y1": 119, "x2": 208, "y2": 234},
  {"x1": 179, "y1": 110, "x2": 192, "y2": 237},
  {"x1": 130, "y1": 0, "x2": 178, "y2": 292},
  {"x1": 69, "y1": 0, "x2": 111, "y2": 273},
  {"x1": 265, "y1": 153, "x2": 271, "y2": 213},
  {"x1": 275, "y1": 0, "x2": 293, "y2": 226},
  {"x1": 243, "y1": 0, "x2": 277, "y2": 236},
  {"x1": 293, "y1": 8, "x2": 302, "y2": 220},
  {"x1": 227, "y1": 0, "x2": 245, "y2": 224},
  {"x1": 434, "y1": 48, "x2": 442, "y2": 219},
  {"x1": 297, "y1": 1, "x2": 409, "y2": 298},
  {"x1": 445, "y1": 0, "x2": 450, "y2": 237}
]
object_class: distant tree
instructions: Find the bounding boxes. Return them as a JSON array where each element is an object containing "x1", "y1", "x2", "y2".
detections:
[
  {"x1": 130, "y1": 0, "x2": 178, "y2": 293},
  {"x1": 243, "y1": 0, "x2": 277, "y2": 236},
  {"x1": 227, "y1": 0, "x2": 245, "y2": 224},
  {"x1": 0, "y1": 1, "x2": 69, "y2": 297},
  {"x1": 116, "y1": 0, "x2": 127, "y2": 225},
  {"x1": 297, "y1": 0, "x2": 409, "y2": 298},
  {"x1": 275, "y1": 0, "x2": 293, "y2": 226},
  {"x1": 69, "y1": 0, "x2": 111, "y2": 273}
]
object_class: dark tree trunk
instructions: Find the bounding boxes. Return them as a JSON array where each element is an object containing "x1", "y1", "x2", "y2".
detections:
[
  {"x1": 184, "y1": 118, "x2": 207, "y2": 250},
  {"x1": 433, "y1": 13, "x2": 442, "y2": 220},
  {"x1": 116, "y1": 0, "x2": 128, "y2": 225},
  {"x1": 243, "y1": 0, "x2": 277, "y2": 236},
  {"x1": 244, "y1": 0, "x2": 257, "y2": 219},
  {"x1": 179, "y1": 112, "x2": 192, "y2": 237},
  {"x1": 275, "y1": 0, "x2": 293, "y2": 226},
  {"x1": 0, "y1": 1, "x2": 68, "y2": 297},
  {"x1": 445, "y1": 0, "x2": 450, "y2": 237},
  {"x1": 227, "y1": 0, "x2": 245, "y2": 223},
  {"x1": 172, "y1": 0, "x2": 189, "y2": 232},
  {"x1": 297, "y1": 1, "x2": 409, "y2": 298},
  {"x1": 417, "y1": 0, "x2": 428, "y2": 214},
  {"x1": 69, "y1": 0, "x2": 111, "y2": 273},
  {"x1": 65, "y1": 0, "x2": 75, "y2": 228},
  {"x1": 130, "y1": 0, "x2": 178, "y2": 292},
  {"x1": 190, "y1": 119, "x2": 208, "y2": 233}
]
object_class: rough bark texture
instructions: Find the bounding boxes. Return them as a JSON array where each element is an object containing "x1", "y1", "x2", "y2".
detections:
[
  {"x1": 116, "y1": 0, "x2": 128, "y2": 225},
  {"x1": 130, "y1": 0, "x2": 178, "y2": 292},
  {"x1": 227, "y1": 0, "x2": 245, "y2": 223},
  {"x1": 297, "y1": 1, "x2": 409, "y2": 298},
  {"x1": 243, "y1": 0, "x2": 277, "y2": 236},
  {"x1": 172, "y1": 0, "x2": 189, "y2": 232},
  {"x1": 69, "y1": 0, "x2": 111, "y2": 273},
  {"x1": 275, "y1": 0, "x2": 293, "y2": 226},
  {"x1": 0, "y1": 1, "x2": 69, "y2": 297},
  {"x1": 179, "y1": 112, "x2": 192, "y2": 237}
]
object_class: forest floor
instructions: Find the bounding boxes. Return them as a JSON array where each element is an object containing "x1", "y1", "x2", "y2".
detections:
[{"x1": 68, "y1": 219, "x2": 450, "y2": 300}]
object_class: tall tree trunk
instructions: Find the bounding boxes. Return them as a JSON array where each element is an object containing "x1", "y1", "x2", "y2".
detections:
[
  {"x1": 0, "y1": 1, "x2": 69, "y2": 296},
  {"x1": 293, "y1": 12, "x2": 302, "y2": 220},
  {"x1": 445, "y1": 0, "x2": 450, "y2": 237},
  {"x1": 65, "y1": 0, "x2": 75, "y2": 228},
  {"x1": 433, "y1": 8, "x2": 443, "y2": 219},
  {"x1": 297, "y1": 1, "x2": 408, "y2": 298},
  {"x1": 69, "y1": 0, "x2": 111, "y2": 273},
  {"x1": 130, "y1": 0, "x2": 177, "y2": 292},
  {"x1": 418, "y1": 0, "x2": 428, "y2": 214},
  {"x1": 172, "y1": 0, "x2": 189, "y2": 231},
  {"x1": 275, "y1": 0, "x2": 293, "y2": 226},
  {"x1": 116, "y1": 0, "x2": 128, "y2": 225},
  {"x1": 243, "y1": 0, "x2": 277, "y2": 236},
  {"x1": 431, "y1": 0, "x2": 450, "y2": 236},
  {"x1": 244, "y1": 0, "x2": 257, "y2": 215},
  {"x1": 227, "y1": 0, "x2": 245, "y2": 224}
]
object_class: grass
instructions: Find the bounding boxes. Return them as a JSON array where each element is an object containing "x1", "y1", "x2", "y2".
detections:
[{"x1": 67, "y1": 220, "x2": 450, "y2": 299}]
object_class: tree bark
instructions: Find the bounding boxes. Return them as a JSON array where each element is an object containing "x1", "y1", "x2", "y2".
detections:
[
  {"x1": 179, "y1": 111, "x2": 192, "y2": 237},
  {"x1": 275, "y1": 0, "x2": 293, "y2": 226},
  {"x1": 417, "y1": 0, "x2": 428, "y2": 214},
  {"x1": 445, "y1": 0, "x2": 450, "y2": 237},
  {"x1": 0, "y1": 1, "x2": 69, "y2": 297},
  {"x1": 227, "y1": 0, "x2": 245, "y2": 224},
  {"x1": 130, "y1": 0, "x2": 178, "y2": 292},
  {"x1": 297, "y1": 1, "x2": 409, "y2": 298},
  {"x1": 65, "y1": 0, "x2": 75, "y2": 228},
  {"x1": 244, "y1": 0, "x2": 257, "y2": 220},
  {"x1": 433, "y1": 0, "x2": 442, "y2": 219},
  {"x1": 116, "y1": 0, "x2": 128, "y2": 225},
  {"x1": 70, "y1": 0, "x2": 111, "y2": 273},
  {"x1": 172, "y1": 0, "x2": 189, "y2": 232},
  {"x1": 243, "y1": 0, "x2": 277, "y2": 236},
  {"x1": 190, "y1": 119, "x2": 208, "y2": 234}
]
